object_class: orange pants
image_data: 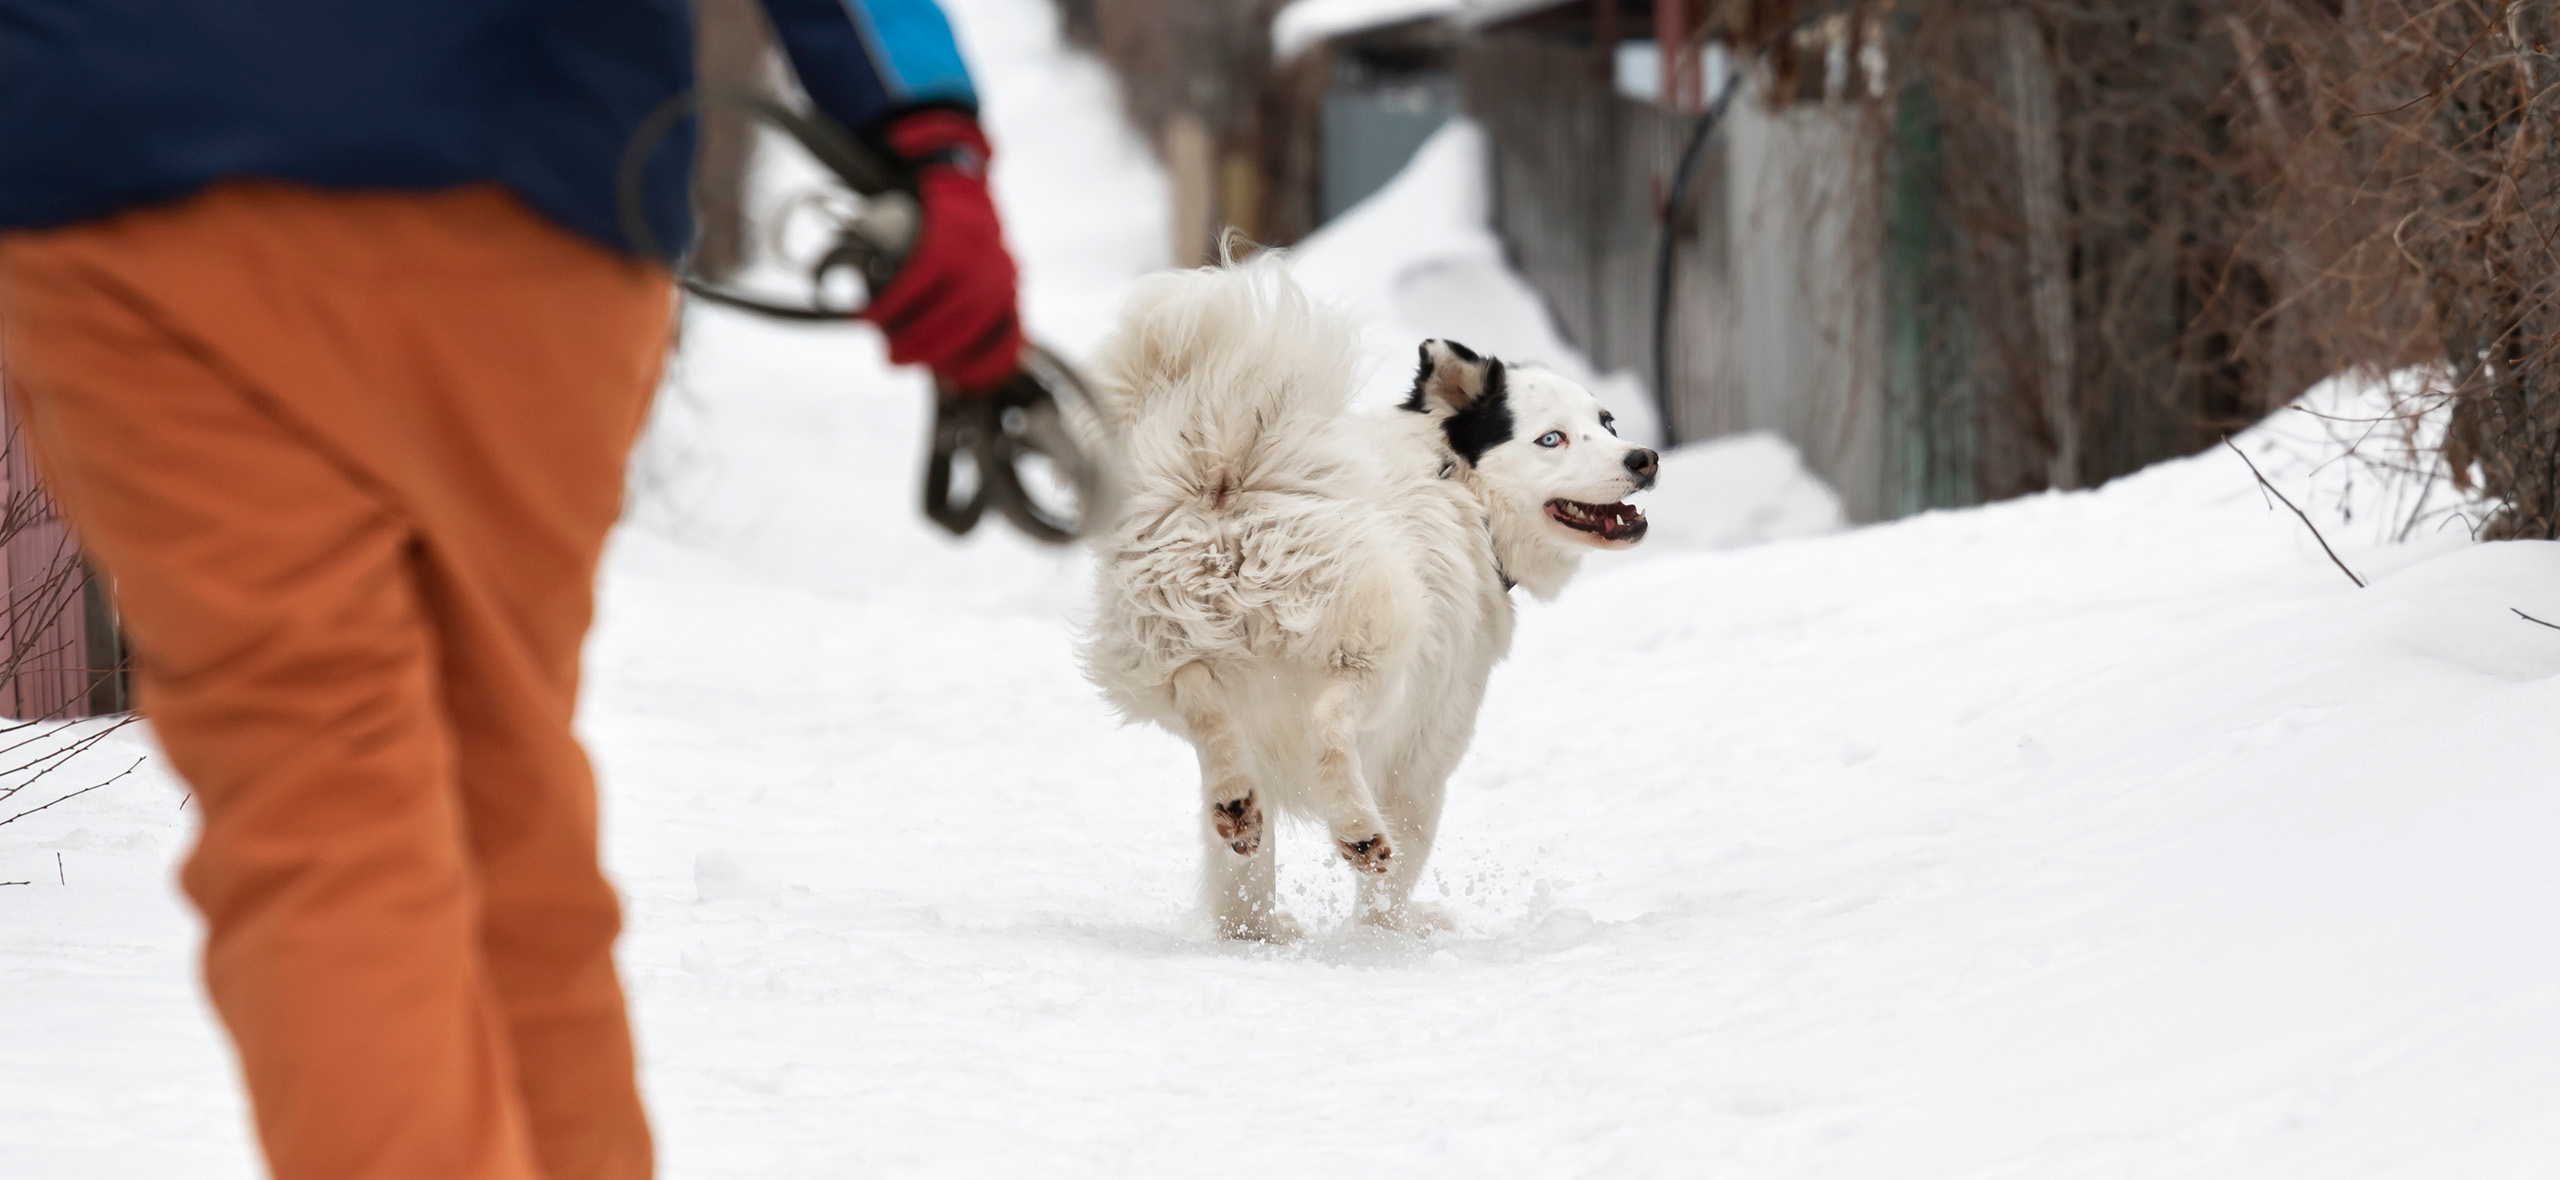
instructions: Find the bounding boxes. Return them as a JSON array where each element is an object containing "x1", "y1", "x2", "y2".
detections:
[{"x1": 0, "y1": 184, "x2": 672, "y2": 1180}]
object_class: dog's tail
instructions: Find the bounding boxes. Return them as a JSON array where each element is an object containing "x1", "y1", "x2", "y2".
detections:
[{"x1": 1086, "y1": 254, "x2": 1361, "y2": 513}]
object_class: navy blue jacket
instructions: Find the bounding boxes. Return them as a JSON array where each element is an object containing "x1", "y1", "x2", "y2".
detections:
[{"x1": 0, "y1": 0, "x2": 978, "y2": 257}]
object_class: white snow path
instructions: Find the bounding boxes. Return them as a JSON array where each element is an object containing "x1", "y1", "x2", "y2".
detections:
[
  {"x1": 14, "y1": 376, "x2": 2560, "y2": 1175},
  {"x1": 7, "y1": 0, "x2": 2560, "y2": 1174},
  {"x1": 586, "y1": 405, "x2": 2560, "y2": 1178}
]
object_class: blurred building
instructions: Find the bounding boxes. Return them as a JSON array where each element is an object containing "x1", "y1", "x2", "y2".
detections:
[{"x1": 1273, "y1": 0, "x2": 1895, "y2": 521}]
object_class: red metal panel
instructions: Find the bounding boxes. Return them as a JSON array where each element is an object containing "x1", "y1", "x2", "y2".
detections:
[{"x1": 0, "y1": 375, "x2": 106, "y2": 721}]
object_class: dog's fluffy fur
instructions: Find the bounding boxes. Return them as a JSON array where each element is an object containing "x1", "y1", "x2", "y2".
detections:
[{"x1": 1080, "y1": 259, "x2": 1655, "y2": 939}]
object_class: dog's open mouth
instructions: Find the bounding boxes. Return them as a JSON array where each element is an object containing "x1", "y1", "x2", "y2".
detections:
[{"x1": 1545, "y1": 498, "x2": 1647, "y2": 543}]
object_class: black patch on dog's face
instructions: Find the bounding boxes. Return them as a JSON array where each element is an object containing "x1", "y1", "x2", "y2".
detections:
[{"x1": 1441, "y1": 359, "x2": 1513, "y2": 465}]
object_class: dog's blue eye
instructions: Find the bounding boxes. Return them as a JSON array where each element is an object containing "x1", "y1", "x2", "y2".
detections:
[{"x1": 1536, "y1": 431, "x2": 1565, "y2": 448}]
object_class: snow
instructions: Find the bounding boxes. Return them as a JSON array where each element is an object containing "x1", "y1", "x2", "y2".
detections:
[
  {"x1": 1642, "y1": 432, "x2": 1845, "y2": 550},
  {"x1": 1272, "y1": 0, "x2": 1461, "y2": 61},
  {"x1": 1269, "y1": 0, "x2": 1565, "y2": 61},
  {"x1": 1292, "y1": 119, "x2": 1667, "y2": 447},
  {"x1": 7, "y1": 2, "x2": 2560, "y2": 1176}
]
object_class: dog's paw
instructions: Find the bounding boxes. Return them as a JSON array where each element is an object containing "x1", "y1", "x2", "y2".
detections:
[
  {"x1": 1336, "y1": 832, "x2": 1395, "y2": 875},
  {"x1": 1209, "y1": 792, "x2": 1263, "y2": 855},
  {"x1": 1218, "y1": 909, "x2": 1304, "y2": 944}
]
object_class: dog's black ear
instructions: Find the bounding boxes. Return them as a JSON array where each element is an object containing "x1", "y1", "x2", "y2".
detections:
[
  {"x1": 1440, "y1": 357, "x2": 1513, "y2": 465},
  {"x1": 1402, "y1": 339, "x2": 1488, "y2": 415}
]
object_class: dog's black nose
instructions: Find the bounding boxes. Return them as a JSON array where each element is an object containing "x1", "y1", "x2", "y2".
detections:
[{"x1": 1624, "y1": 447, "x2": 1659, "y2": 486}]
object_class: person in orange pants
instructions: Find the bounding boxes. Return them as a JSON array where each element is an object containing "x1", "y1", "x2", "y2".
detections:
[
  {"x1": 0, "y1": 1, "x2": 1020, "y2": 1177},
  {"x1": 2, "y1": 184, "x2": 670, "y2": 1180}
]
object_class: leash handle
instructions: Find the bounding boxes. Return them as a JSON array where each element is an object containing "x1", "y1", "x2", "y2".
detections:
[
  {"x1": 919, "y1": 347, "x2": 1107, "y2": 544},
  {"x1": 922, "y1": 393, "x2": 990, "y2": 536}
]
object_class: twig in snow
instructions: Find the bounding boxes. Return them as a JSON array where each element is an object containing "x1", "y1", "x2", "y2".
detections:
[
  {"x1": 2513, "y1": 608, "x2": 2560, "y2": 631},
  {"x1": 2225, "y1": 436, "x2": 2366, "y2": 589},
  {"x1": 0, "y1": 881, "x2": 29, "y2": 887},
  {"x1": 55, "y1": 852, "x2": 65, "y2": 885},
  {"x1": 0, "y1": 754, "x2": 148, "y2": 830}
]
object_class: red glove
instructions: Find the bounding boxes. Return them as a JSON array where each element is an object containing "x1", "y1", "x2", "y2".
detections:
[{"x1": 862, "y1": 110, "x2": 1025, "y2": 393}]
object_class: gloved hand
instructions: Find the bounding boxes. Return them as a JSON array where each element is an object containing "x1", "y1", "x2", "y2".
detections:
[{"x1": 862, "y1": 110, "x2": 1024, "y2": 394}]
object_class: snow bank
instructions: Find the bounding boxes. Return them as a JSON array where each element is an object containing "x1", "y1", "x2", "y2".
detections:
[
  {"x1": 2226, "y1": 365, "x2": 2482, "y2": 546},
  {"x1": 1643, "y1": 432, "x2": 1846, "y2": 550},
  {"x1": 1270, "y1": 0, "x2": 1569, "y2": 60},
  {"x1": 1283, "y1": 116, "x2": 1842, "y2": 550},
  {"x1": 1291, "y1": 119, "x2": 1667, "y2": 446},
  {"x1": 1286, "y1": 118, "x2": 1843, "y2": 544},
  {"x1": 1272, "y1": 0, "x2": 1461, "y2": 61}
]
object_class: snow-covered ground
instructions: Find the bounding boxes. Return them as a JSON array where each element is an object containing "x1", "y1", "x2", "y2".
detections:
[{"x1": 7, "y1": 2, "x2": 2560, "y2": 1176}]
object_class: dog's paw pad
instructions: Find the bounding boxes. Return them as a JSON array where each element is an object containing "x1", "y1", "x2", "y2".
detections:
[
  {"x1": 1337, "y1": 833, "x2": 1395, "y2": 874},
  {"x1": 1211, "y1": 792, "x2": 1263, "y2": 855}
]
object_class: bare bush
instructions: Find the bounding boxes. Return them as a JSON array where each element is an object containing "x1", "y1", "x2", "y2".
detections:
[{"x1": 1888, "y1": 0, "x2": 2556, "y2": 531}]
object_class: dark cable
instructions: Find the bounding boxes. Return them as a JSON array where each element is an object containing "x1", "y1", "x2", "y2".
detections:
[
  {"x1": 1649, "y1": 72, "x2": 1743, "y2": 441},
  {"x1": 1647, "y1": 2, "x2": 1860, "y2": 443},
  {"x1": 615, "y1": 89, "x2": 904, "y2": 320}
]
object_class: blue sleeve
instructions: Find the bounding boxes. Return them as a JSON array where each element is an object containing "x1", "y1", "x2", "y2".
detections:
[{"x1": 757, "y1": 0, "x2": 978, "y2": 135}]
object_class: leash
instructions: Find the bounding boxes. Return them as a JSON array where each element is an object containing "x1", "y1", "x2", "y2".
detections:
[
  {"x1": 617, "y1": 90, "x2": 1107, "y2": 544},
  {"x1": 918, "y1": 345, "x2": 1098, "y2": 543}
]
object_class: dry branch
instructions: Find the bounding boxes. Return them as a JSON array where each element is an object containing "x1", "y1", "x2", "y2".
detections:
[
  {"x1": 0, "y1": 418, "x2": 143, "y2": 825},
  {"x1": 0, "y1": 753, "x2": 147, "y2": 829},
  {"x1": 1888, "y1": 1, "x2": 2559, "y2": 530},
  {"x1": 2226, "y1": 436, "x2": 2367, "y2": 589}
]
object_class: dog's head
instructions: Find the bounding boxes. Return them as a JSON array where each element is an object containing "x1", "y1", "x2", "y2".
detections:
[{"x1": 1404, "y1": 339, "x2": 1657, "y2": 593}]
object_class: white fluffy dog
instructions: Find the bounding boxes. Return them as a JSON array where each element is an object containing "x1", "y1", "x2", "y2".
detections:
[{"x1": 1079, "y1": 259, "x2": 1656, "y2": 939}]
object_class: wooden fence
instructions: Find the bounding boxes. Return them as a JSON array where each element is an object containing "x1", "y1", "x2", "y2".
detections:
[{"x1": 1458, "y1": 29, "x2": 1890, "y2": 520}]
